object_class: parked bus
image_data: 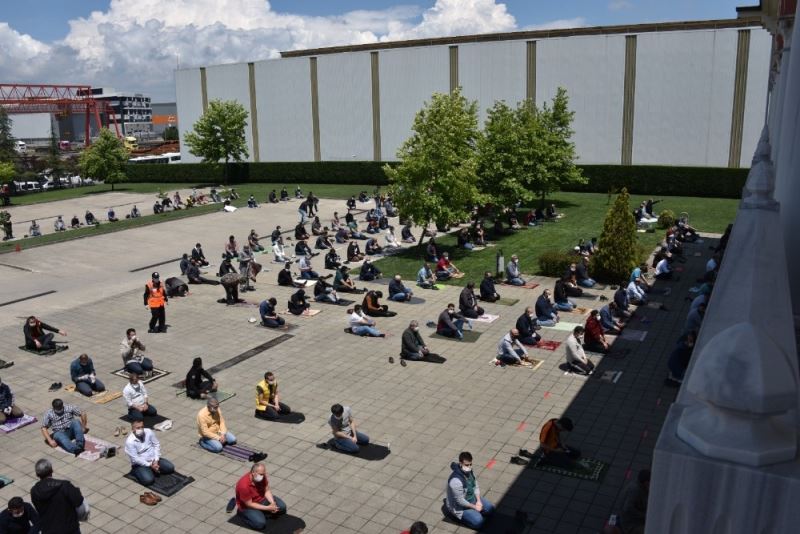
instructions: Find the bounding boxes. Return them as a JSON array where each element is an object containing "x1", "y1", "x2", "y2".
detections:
[{"x1": 128, "y1": 152, "x2": 181, "y2": 164}]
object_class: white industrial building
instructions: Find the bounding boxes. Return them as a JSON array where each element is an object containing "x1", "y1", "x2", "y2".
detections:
[{"x1": 176, "y1": 18, "x2": 770, "y2": 168}]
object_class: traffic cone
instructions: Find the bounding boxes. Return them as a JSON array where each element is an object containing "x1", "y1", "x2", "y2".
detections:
[{"x1": 15, "y1": 243, "x2": 21, "y2": 252}]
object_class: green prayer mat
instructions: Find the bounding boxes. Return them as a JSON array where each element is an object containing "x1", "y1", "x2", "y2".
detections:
[
  {"x1": 495, "y1": 297, "x2": 520, "y2": 306},
  {"x1": 176, "y1": 390, "x2": 236, "y2": 403},
  {"x1": 430, "y1": 330, "x2": 482, "y2": 343},
  {"x1": 0, "y1": 475, "x2": 13, "y2": 488},
  {"x1": 542, "y1": 321, "x2": 583, "y2": 332},
  {"x1": 529, "y1": 455, "x2": 608, "y2": 482}
]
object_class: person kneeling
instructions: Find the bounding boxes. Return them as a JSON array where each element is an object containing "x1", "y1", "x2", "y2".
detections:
[
  {"x1": 329, "y1": 404, "x2": 369, "y2": 453},
  {"x1": 125, "y1": 420, "x2": 175, "y2": 485},
  {"x1": 362, "y1": 290, "x2": 394, "y2": 317},
  {"x1": 70, "y1": 354, "x2": 106, "y2": 397},
  {"x1": 401, "y1": 321, "x2": 430, "y2": 361},
  {"x1": 254, "y1": 371, "x2": 291, "y2": 420},
  {"x1": 287, "y1": 289, "x2": 310, "y2": 315},
  {"x1": 197, "y1": 398, "x2": 236, "y2": 453},
  {"x1": 233, "y1": 463, "x2": 287, "y2": 530},
  {"x1": 566, "y1": 326, "x2": 595, "y2": 375},
  {"x1": 539, "y1": 417, "x2": 580, "y2": 468},
  {"x1": 259, "y1": 298, "x2": 286, "y2": 328},
  {"x1": 185, "y1": 357, "x2": 217, "y2": 399},
  {"x1": 496, "y1": 329, "x2": 533, "y2": 366},
  {"x1": 445, "y1": 452, "x2": 495, "y2": 529}
]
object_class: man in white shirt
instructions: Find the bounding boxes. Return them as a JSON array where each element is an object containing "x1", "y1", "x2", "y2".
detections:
[
  {"x1": 654, "y1": 255, "x2": 673, "y2": 280},
  {"x1": 123, "y1": 373, "x2": 157, "y2": 422},
  {"x1": 298, "y1": 255, "x2": 319, "y2": 280},
  {"x1": 626, "y1": 280, "x2": 648, "y2": 306},
  {"x1": 347, "y1": 305, "x2": 384, "y2": 337},
  {"x1": 565, "y1": 326, "x2": 595, "y2": 375},
  {"x1": 496, "y1": 329, "x2": 531, "y2": 366},
  {"x1": 125, "y1": 420, "x2": 175, "y2": 485}
]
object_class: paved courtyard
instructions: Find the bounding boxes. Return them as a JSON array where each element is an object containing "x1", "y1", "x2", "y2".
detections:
[{"x1": 0, "y1": 193, "x2": 712, "y2": 533}]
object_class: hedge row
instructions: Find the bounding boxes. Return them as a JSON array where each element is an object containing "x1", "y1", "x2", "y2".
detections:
[{"x1": 125, "y1": 161, "x2": 748, "y2": 198}]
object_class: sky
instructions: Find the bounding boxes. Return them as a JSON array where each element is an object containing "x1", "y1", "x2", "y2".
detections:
[{"x1": 0, "y1": 0, "x2": 749, "y2": 101}]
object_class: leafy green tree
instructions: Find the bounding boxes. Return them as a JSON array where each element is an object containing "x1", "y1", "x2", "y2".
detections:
[
  {"x1": 476, "y1": 100, "x2": 535, "y2": 210},
  {"x1": 0, "y1": 108, "x2": 15, "y2": 162},
  {"x1": 592, "y1": 188, "x2": 640, "y2": 282},
  {"x1": 163, "y1": 125, "x2": 179, "y2": 141},
  {"x1": 535, "y1": 87, "x2": 585, "y2": 202},
  {"x1": 78, "y1": 128, "x2": 129, "y2": 191},
  {"x1": 385, "y1": 88, "x2": 482, "y2": 239},
  {"x1": 183, "y1": 99, "x2": 249, "y2": 184},
  {"x1": 0, "y1": 161, "x2": 15, "y2": 184}
]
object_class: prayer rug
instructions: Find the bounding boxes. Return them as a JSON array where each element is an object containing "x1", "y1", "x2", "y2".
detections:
[
  {"x1": 503, "y1": 281, "x2": 539, "y2": 290},
  {"x1": 542, "y1": 322, "x2": 583, "y2": 332},
  {"x1": 528, "y1": 454, "x2": 609, "y2": 482},
  {"x1": 176, "y1": 390, "x2": 236, "y2": 403},
  {"x1": 598, "y1": 371, "x2": 623, "y2": 384},
  {"x1": 495, "y1": 297, "x2": 520, "y2": 306},
  {"x1": 473, "y1": 313, "x2": 500, "y2": 324},
  {"x1": 228, "y1": 513, "x2": 307, "y2": 533},
  {"x1": 429, "y1": 330, "x2": 482, "y2": 343},
  {"x1": 411, "y1": 353, "x2": 446, "y2": 364},
  {"x1": 63, "y1": 385, "x2": 123, "y2": 405},
  {"x1": 316, "y1": 298, "x2": 355, "y2": 306},
  {"x1": 531, "y1": 340, "x2": 562, "y2": 351},
  {"x1": 282, "y1": 309, "x2": 322, "y2": 317},
  {"x1": 0, "y1": 359, "x2": 13, "y2": 369},
  {"x1": 192, "y1": 441, "x2": 265, "y2": 462},
  {"x1": 56, "y1": 435, "x2": 118, "y2": 462},
  {"x1": 565, "y1": 307, "x2": 590, "y2": 315},
  {"x1": 0, "y1": 476, "x2": 13, "y2": 488},
  {"x1": 124, "y1": 471, "x2": 194, "y2": 497},
  {"x1": 491, "y1": 358, "x2": 543, "y2": 370},
  {"x1": 593, "y1": 284, "x2": 608, "y2": 291},
  {"x1": 645, "y1": 301, "x2": 665, "y2": 309},
  {"x1": 317, "y1": 440, "x2": 391, "y2": 461},
  {"x1": 620, "y1": 329, "x2": 648, "y2": 342},
  {"x1": 0, "y1": 414, "x2": 37, "y2": 433},
  {"x1": 111, "y1": 367, "x2": 170, "y2": 384},
  {"x1": 260, "y1": 412, "x2": 306, "y2": 424},
  {"x1": 17, "y1": 345, "x2": 68, "y2": 356},
  {"x1": 118, "y1": 414, "x2": 169, "y2": 429},
  {"x1": 256, "y1": 323, "x2": 299, "y2": 332}
]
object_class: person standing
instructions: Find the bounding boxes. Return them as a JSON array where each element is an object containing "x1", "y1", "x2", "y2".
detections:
[
  {"x1": 143, "y1": 272, "x2": 167, "y2": 333},
  {"x1": 233, "y1": 463, "x2": 287, "y2": 530},
  {"x1": 445, "y1": 451, "x2": 495, "y2": 529},
  {"x1": 0, "y1": 376, "x2": 24, "y2": 424},
  {"x1": 30, "y1": 459, "x2": 88, "y2": 534}
]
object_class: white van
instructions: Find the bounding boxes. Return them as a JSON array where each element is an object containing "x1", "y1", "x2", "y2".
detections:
[{"x1": 15, "y1": 141, "x2": 26, "y2": 154}]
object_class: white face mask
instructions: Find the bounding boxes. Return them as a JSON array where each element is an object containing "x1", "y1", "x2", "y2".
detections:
[
  {"x1": 134, "y1": 429, "x2": 145, "y2": 438},
  {"x1": 253, "y1": 474, "x2": 264, "y2": 482},
  {"x1": 461, "y1": 465, "x2": 472, "y2": 473},
  {"x1": 267, "y1": 380, "x2": 275, "y2": 385}
]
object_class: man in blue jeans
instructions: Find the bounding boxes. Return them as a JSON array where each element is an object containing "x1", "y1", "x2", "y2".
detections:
[
  {"x1": 535, "y1": 289, "x2": 560, "y2": 327},
  {"x1": 445, "y1": 451, "x2": 495, "y2": 529},
  {"x1": 41, "y1": 399, "x2": 86, "y2": 455},
  {"x1": 233, "y1": 463, "x2": 286, "y2": 529},
  {"x1": 124, "y1": 420, "x2": 175, "y2": 485},
  {"x1": 347, "y1": 306, "x2": 385, "y2": 337},
  {"x1": 196, "y1": 398, "x2": 237, "y2": 453},
  {"x1": 388, "y1": 274, "x2": 414, "y2": 302},
  {"x1": 328, "y1": 404, "x2": 369, "y2": 453}
]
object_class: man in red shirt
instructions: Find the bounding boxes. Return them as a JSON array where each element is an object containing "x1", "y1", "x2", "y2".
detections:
[
  {"x1": 583, "y1": 310, "x2": 610, "y2": 354},
  {"x1": 435, "y1": 252, "x2": 462, "y2": 281},
  {"x1": 232, "y1": 463, "x2": 286, "y2": 529},
  {"x1": 401, "y1": 521, "x2": 428, "y2": 534}
]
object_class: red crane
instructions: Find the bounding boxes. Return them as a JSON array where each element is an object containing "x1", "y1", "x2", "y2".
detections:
[{"x1": 0, "y1": 83, "x2": 121, "y2": 146}]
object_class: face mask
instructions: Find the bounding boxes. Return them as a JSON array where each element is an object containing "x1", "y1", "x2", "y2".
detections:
[
  {"x1": 134, "y1": 429, "x2": 145, "y2": 438},
  {"x1": 461, "y1": 465, "x2": 472, "y2": 473},
  {"x1": 10, "y1": 511, "x2": 23, "y2": 519},
  {"x1": 411, "y1": 327, "x2": 418, "y2": 332},
  {"x1": 448, "y1": 310, "x2": 455, "y2": 315},
  {"x1": 253, "y1": 474, "x2": 264, "y2": 482},
  {"x1": 267, "y1": 380, "x2": 275, "y2": 385}
]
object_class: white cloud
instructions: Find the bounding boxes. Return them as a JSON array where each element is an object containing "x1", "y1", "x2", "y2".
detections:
[
  {"x1": 0, "y1": 1, "x2": 577, "y2": 101},
  {"x1": 608, "y1": 1, "x2": 634, "y2": 11}
]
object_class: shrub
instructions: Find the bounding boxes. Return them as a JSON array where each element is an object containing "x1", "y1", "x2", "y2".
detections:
[
  {"x1": 538, "y1": 249, "x2": 575, "y2": 277},
  {"x1": 592, "y1": 188, "x2": 640, "y2": 283},
  {"x1": 657, "y1": 209, "x2": 676, "y2": 229}
]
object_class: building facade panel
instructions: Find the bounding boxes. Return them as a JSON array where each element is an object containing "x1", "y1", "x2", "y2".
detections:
[
  {"x1": 253, "y1": 58, "x2": 315, "y2": 162},
  {"x1": 205, "y1": 62, "x2": 255, "y2": 161},
  {"x1": 633, "y1": 29, "x2": 737, "y2": 166},
  {"x1": 740, "y1": 29, "x2": 772, "y2": 167},
  {"x1": 316, "y1": 52, "x2": 374, "y2": 161},
  {"x1": 378, "y1": 46, "x2": 450, "y2": 161},
  {"x1": 176, "y1": 68, "x2": 204, "y2": 163},
  {"x1": 536, "y1": 35, "x2": 627, "y2": 165},
  {"x1": 458, "y1": 40, "x2": 528, "y2": 127}
]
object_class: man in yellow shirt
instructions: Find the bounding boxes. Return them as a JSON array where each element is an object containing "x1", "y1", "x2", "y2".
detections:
[
  {"x1": 197, "y1": 398, "x2": 236, "y2": 453},
  {"x1": 254, "y1": 372, "x2": 291, "y2": 420}
]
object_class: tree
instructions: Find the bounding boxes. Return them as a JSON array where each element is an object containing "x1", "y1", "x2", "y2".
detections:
[
  {"x1": 78, "y1": 128, "x2": 129, "y2": 191},
  {"x1": 535, "y1": 88, "x2": 585, "y2": 202},
  {"x1": 183, "y1": 99, "x2": 249, "y2": 184},
  {"x1": 385, "y1": 88, "x2": 482, "y2": 239},
  {"x1": 163, "y1": 126, "x2": 179, "y2": 142},
  {"x1": 0, "y1": 162, "x2": 14, "y2": 184},
  {"x1": 476, "y1": 100, "x2": 535, "y2": 210},
  {"x1": 0, "y1": 108, "x2": 15, "y2": 162},
  {"x1": 592, "y1": 188, "x2": 640, "y2": 283}
]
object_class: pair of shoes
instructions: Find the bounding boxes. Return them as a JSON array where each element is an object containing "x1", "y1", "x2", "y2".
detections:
[
  {"x1": 147, "y1": 329, "x2": 156, "y2": 333},
  {"x1": 226, "y1": 497, "x2": 236, "y2": 513},
  {"x1": 113, "y1": 426, "x2": 129, "y2": 437},
  {"x1": 139, "y1": 493, "x2": 159, "y2": 506},
  {"x1": 48, "y1": 382, "x2": 62, "y2": 392},
  {"x1": 518, "y1": 449, "x2": 535, "y2": 459},
  {"x1": 388, "y1": 356, "x2": 394, "y2": 364},
  {"x1": 510, "y1": 456, "x2": 528, "y2": 465},
  {"x1": 400, "y1": 359, "x2": 407, "y2": 367},
  {"x1": 248, "y1": 451, "x2": 268, "y2": 463}
]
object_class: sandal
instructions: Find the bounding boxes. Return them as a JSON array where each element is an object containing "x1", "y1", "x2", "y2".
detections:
[{"x1": 114, "y1": 427, "x2": 120, "y2": 437}]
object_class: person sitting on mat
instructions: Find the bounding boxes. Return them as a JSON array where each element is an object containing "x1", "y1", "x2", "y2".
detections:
[
  {"x1": 667, "y1": 331, "x2": 697, "y2": 384},
  {"x1": 553, "y1": 277, "x2": 577, "y2": 311},
  {"x1": 125, "y1": 419, "x2": 175, "y2": 485},
  {"x1": 192, "y1": 242, "x2": 209, "y2": 266},
  {"x1": 436, "y1": 252, "x2": 461, "y2": 281},
  {"x1": 287, "y1": 289, "x2": 310, "y2": 316},
  {"x1": 346, "y1": 240, "x2": 365, "y2": 263},
  {"x1": 298, "y1": 254, "x2": 320, "y2": 280},
  {"x1": 401, "y1": 223, "x2": 416, "y2": 243},
  {"x1": 0, "y1": 376, "x2": 24, "y2": 424},
  {"x1": 400, "y1": 321, "x2": 430, "y2": 362},
  {"x1": 314, "y1": 277, "x2": 339, "y2": 304},
  {"x1": 583, "y1": 310, "x2": 610, "y2": 354},
  {"x1": 497, "y1": 329, "x2": 533, "y2": 366},
  {"x1": 515, "y1": 307, "x2": 541, "y2": 346},
  {"x1": 294, "y1": 222, "x2": 309, "y2": 241},
  {"x1": 121, "y1": 328, "x2": 155, "y2": 376},
  {"x1": 315, "y1": 232, "x2": 333, "y2": 250},
  {"x1": 359, "y1": 259, "x2": 382, "y2": 281},
  {"x1": 365, "y1": 236, "x2": 383, "y2": 255},
  {"x1": 538, "y1": 417, "x2": 581, "y2": 468},
  {"x1": 69, "y1": 354, "x2": 106, "y2": 397},
  {"x1": 23, "y1": 316, "x2": 66, "y2": 352},
  {"x1": 445, "y1": 451, "x2": 495, "y2": 529},
  {"x1": 417, "y1": 263, "x2": 437, "y2": 290},
  {"x1": 506, "y1": 255, "x2": 525, "y2": 286},
  {"x1": 334, "y1": 266, "x2": 363, "y2": 293},
  {"x1": 479, "y1": 271, "x2": 500, "y2": 302},
  {"x1": 565, "y1": 326, "x2": 595, "y2": 375},
  {"x1": 426, "y1": 238, "x2": 440, "y2": 262},
  {"x1": 388, "y1": 274, "x2": 413, "y2": 302},
  {"x1": 123, "y1": 373, "x2": 157, "y2": 422},
  {"x1": 185, "y1": 357, "x2": 217, "y2": 399},
  {"x1": 626, "y1": 278, "x2": 649, "y2": 306},
  {"x1": 276, "y1": 262, "x2": 297, "y2": 288},
  {"x1": 41, "y1": 399, "x2": 86, "y2": 455},
  {"x1": 437, "y1": 304, "x2": 466, "y2": 340},
  {"x1": 233, "y1": 463, "x2": 287, "y2": 530},
  {"x1": 629, "y1": 263, "x2": 651, "y2": 292},
  {"x1": 535, "y1": 289, "x2": 560, "y2": 327},
  {"x1": 255, "y1": 371, "x2": 291, "y2": 420},
  {"x1": 599, "y1": 302, "x2": 624, "y2": 334},
  {"x1": 325, "y1": 248, "x2": 342, "y2": 270},
  {"x1": 259, "y1": 297, "x2": 286, "y2": 328},
  {"x1": 347, "y1": 305, "x2": 385, "y2": 337},
  {"x1": 272, "y1": 237, "x2": 290, "y2": 263},
  {"x1": 0, "y1": 496, "x2": 40, "y2": 533},
  {"x1": 294, "y1": 239, "x2": 314, "y2": 258},
  {"x1": 197, "y1": 397, "x2": 236, "y2": 453},
  {"x1": 613, "y1": 283, "x2": 632, "y2": 319},
  {"x1": 654, "y1": 254, "x2": 673, "y2": 280},
  {"x1": 329, "y1": 404, "x2": 369, "y2": 453},
  {"x1": 458, "y1": 282, "x2": 484, "y2": 319},
  {"x1": 362, "y1": 290, "x2": 394, "y2": 317},
  {"x1": 575, "y1": 256, "x2": 596, "y2": 288}
]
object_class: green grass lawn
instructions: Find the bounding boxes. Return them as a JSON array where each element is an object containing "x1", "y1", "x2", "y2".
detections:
[{"x1": 366, "y1": 192, "x2": 737, "y2": 286}]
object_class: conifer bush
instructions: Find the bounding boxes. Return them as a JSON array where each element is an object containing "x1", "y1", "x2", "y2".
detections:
[{"x1": 592, "y1": 188, "x2": 639, "y2": 282}]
